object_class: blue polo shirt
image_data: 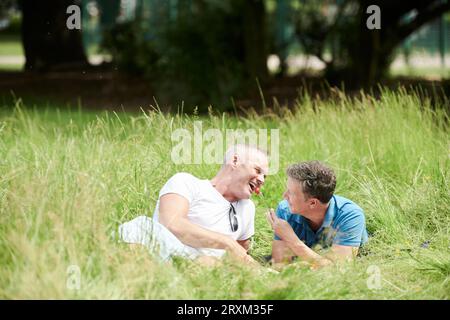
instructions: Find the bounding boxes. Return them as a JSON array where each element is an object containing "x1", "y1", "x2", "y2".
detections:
[{"x1": 274, "y1": 195, "x2": 368, "y2": 248}]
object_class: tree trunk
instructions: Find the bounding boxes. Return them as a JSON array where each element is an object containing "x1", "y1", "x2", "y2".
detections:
[
  {"x1": 324, "y1": 0, "x2": 450, "y2": 88},
  {"x1": 348, "y1": 5, "x2": 391, "y2": 88},
  {"x1": 97, "y1": 0, "x2": 120, "y2": 29},
  {"x1": 20, "y1": 0, "x2": 88, "y2": 72},
  {"x1": 241, "y1": 0, "x2": 268, "y2": 81}
]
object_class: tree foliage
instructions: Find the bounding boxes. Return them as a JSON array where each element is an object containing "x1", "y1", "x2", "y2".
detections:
[
  {"x1": 294, "y1": 0, "x2": 450, "y2": 87},
  {"x1": 19, "y1": 0, "x2": 88, "y2": 71},
  {"x1": 103, "y1": 0, "x2": 268, "y2": 109}
]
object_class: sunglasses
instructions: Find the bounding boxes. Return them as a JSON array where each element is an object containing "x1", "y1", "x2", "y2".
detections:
[{"x1": 228, "y1": 203, "x2": 238, "y2": 232}]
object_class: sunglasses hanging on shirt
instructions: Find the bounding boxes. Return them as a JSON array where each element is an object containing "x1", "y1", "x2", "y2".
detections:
[{"x1": 228, "y1": 202, "x2": 238, "y2": 232}]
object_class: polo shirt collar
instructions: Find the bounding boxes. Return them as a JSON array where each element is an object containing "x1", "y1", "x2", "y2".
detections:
[{"x1": 318, "y1": 195, "x2": 336, "y2": 231}]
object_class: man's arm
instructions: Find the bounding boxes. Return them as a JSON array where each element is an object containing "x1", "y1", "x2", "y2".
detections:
[
  {"x1": 326, "y1": 244, "x2": 359, "y2": 261},
  {"x1": 237, "y1": 239, "x2": 251, "y2": 252},
  {"x1": 267, "y1": 209, "x2": 357, "y2": 267},
  {"x1": 158, "y1": 193, "x2": 254, "y2": 263},
  {"x1": 282, "y1": 237, "x2": 332, "y2": 267},
  {"x1": 271, "y1": 239, "x2": 294, "y2": 263}
]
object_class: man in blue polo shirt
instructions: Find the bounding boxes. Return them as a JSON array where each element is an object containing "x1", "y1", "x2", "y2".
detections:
[{"x1": 266, "y1": 161, "x2": 368, "y2": 267}]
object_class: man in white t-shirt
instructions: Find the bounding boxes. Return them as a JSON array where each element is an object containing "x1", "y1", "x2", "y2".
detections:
[{"x1": 119, "y1": 144, "x2": 269, "y2": 264}]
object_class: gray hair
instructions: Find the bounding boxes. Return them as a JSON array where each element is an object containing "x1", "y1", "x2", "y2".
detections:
[{"x1": 222, "y1": 144, "x2": 267, "y2": 166}]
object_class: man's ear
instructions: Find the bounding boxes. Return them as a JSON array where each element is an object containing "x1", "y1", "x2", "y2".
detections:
[
  {"x1": 231, "y1": 154, "x2": 238, "y2": 167},
  {"x1": 309, "y1": 198, "x2": 318, "y2": 209}
]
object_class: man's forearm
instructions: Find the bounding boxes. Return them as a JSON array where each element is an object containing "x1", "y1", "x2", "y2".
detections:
[
  {"x1": 165, "y1": 218, "x2": 232, "y2": 250},
  {"x1": 285, "y1": 238, "x2": 332, "y2": 266},
  {"x1": 237, "y1": 239, "x2": 251, "y2": 252},
  {"x1": 162, "y1": 218, "x2": 254, "y2": 264},
  {"x1": 272, "y1": 240, "x2": 293, "y2": 263}
]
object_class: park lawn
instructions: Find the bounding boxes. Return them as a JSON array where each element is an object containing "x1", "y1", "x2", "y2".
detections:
[{"x1": 0, "y1": 89, "x2": 448, "y2": 299}]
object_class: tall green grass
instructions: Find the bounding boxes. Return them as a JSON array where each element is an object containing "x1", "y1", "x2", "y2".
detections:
[{"x1": 0, "y1": 89, "x2": 448, "y2": 299}]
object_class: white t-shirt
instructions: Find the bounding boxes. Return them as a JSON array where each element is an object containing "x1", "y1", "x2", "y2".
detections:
[{"x1": 153, "y1": 172, "x2": 255, "y2": 257}]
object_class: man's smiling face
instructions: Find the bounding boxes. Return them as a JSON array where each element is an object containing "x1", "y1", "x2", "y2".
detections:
[{"x1": 229, "y1": 150, "x2": 268, "y2": 200}]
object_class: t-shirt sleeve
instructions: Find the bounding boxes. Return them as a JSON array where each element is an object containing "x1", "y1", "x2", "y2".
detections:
[
  {"x1": 238, "y1": 200, "x2": 255, "y2": 240},
  {"x1": 333, "y1": 210, "x2": 367, "y2": 247},
  {"x1": 158, "y1": 172, "x2": 197, "y2": 203}
]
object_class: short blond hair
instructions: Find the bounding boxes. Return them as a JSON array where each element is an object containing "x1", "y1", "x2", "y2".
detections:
[{"x1": 222, "y1": 144, "x2": 267, "y2": 166}]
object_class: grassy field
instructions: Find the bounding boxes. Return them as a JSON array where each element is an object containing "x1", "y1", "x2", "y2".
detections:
[{"x1": 0, "y1": 89, "x2": 449, "y2": 299}]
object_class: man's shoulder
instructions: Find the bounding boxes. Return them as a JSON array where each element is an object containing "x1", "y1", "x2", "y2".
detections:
[
  {"x1": 159, "y1": 172, "x2": 203, "y2": 200},
  {"x1": 169, "y1": 172, "x2": 200, "y2": 182},
  {"x1": 333, "y1": 195, "x2": 364, "y2": 213},
  {"x1": 331, "y1": 195, "x2": 368, "y2": 246},
  {"x1": 332, "y1": 195, "x2": 366, "y2": 225},
  {"x1": 165, "y1": 172, "x2": 205, "y2": 188}
]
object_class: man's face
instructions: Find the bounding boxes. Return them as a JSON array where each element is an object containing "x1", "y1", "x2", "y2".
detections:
[
  {"x1": 283, "y1": 177, "x2": 313, "y2": 215},
  {"x1": 229, "y1": 151, "x2": 268, "y2": 200}
]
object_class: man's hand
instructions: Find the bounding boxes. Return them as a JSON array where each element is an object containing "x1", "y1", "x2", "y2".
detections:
[
  {"x1": 266, "y1": 209, "x2": 297, "y2": 242},
  {"x1": 271, "y1": 240, "x2": 295, "y2": 264},
  {"x1": 237, "y1": 239, "x2": 251, "y2": 252},
  {"x1": 225, "y1": 238, "x2": 258, "y2": 265}
]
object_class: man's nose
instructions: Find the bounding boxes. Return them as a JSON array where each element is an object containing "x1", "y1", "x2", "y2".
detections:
[{"x1": 257, "y1": 174, "x2": 265, "y2": 185}]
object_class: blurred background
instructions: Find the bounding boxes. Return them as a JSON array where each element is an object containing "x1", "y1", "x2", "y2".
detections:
[{"x1": 0, "y1": 0, "x2": 449, "y2": 112}]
